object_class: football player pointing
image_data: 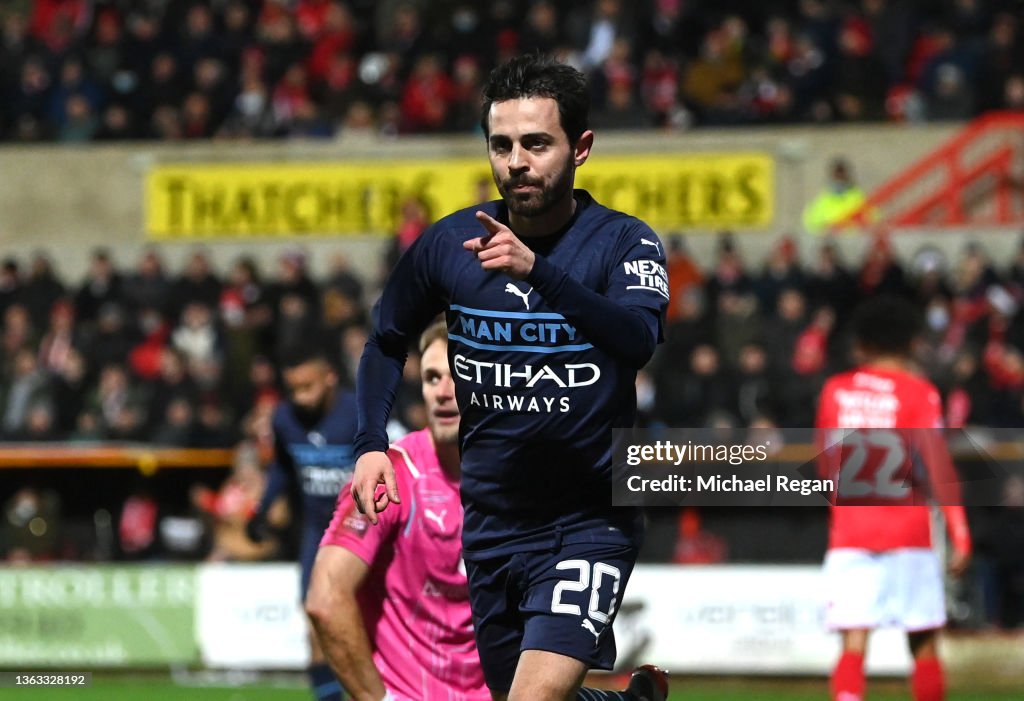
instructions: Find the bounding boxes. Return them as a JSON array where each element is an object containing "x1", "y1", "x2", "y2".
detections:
[{"x1": 350, "y1": 55, "x2": 668, "y2": 701}]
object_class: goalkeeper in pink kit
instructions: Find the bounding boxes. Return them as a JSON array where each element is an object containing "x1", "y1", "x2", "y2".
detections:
[{"x1": 306, "y1": 322, "x2": 489, "y2": 701}]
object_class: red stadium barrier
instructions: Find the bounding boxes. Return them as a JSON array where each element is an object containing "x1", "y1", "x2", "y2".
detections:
[
  {"x1": 0, "y1": 445, "x2": 233, "y2": 471},
  {"x1": 841, "y1": 111, "x2": 1024, "y2": 229}
]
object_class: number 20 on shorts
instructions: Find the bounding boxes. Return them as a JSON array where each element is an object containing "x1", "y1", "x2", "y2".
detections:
[{"x1": 550, "y1": 560, "x2": 622, "y2": 623}]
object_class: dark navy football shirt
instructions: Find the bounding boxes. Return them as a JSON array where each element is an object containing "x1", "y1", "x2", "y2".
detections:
[
  {"x1": 257, "y1": 390, "x2": 358, "y2": 533},
  {"x1": 356, "y1": 190, "x2": 668, "y2": 558}
]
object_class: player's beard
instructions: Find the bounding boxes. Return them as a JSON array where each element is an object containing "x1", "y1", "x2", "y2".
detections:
[
  {"x1": 293, "y1": 389, "x2": 332, "y2": 426},
  {"x1": 496, "y1": 153, "x2": 575, "y2": 218},
  {"x1": 293, "y1": 403, "x2": 324, "y2": 426}
]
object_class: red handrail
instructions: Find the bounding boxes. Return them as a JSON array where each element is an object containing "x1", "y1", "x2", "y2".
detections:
[
  {"x1": 890, "y1": 146, "x2": 1014, "y2": 226},
  {"x1": 841, "y1": 112, "x2": 1024, "y2": 229}
]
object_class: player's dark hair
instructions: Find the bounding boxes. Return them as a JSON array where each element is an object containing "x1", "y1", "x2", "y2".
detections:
[
  {"x1": 418, "y1": 319, "x2": 448, "y2": 354},
  {"x1": 480, "y1": 54, "x2": 590, "y2": 144},
  {"x1": 851, "y1": 295, "x2": 923, "y2": 357},
  {"x1": 279, "y1": 344, "x2": 332, "y2": 370}
]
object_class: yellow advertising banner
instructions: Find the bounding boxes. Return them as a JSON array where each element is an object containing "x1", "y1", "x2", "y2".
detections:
[{"x1": 145, "y1": 153, "x2": 773, "y2": 239}]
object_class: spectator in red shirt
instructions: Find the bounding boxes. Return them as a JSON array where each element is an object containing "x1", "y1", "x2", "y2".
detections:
[
  {"x1": 306, "y1": 2, "x2": 357, "y2": 80},
  {"x1": 399, "y1": 54, "x2": 454, "y2": 133}
]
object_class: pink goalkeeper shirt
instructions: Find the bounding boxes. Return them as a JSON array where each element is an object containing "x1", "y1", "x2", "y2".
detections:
[{"x1": 321, "y1": 429, "x2": 489, "y2": 701}]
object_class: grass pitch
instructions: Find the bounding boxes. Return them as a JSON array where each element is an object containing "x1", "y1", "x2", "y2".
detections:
[{"x1": 4, "y1": 674, "x2": 1021, "y2": 700}]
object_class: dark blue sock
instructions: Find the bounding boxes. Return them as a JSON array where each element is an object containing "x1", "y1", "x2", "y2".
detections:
[{"x1": 308, "y1": 662, "x2": 345, "y2": 701}]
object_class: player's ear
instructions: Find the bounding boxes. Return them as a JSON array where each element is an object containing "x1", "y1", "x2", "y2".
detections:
[{"x1": 573, "y1": 130, "x2": 594, "y2": 167}]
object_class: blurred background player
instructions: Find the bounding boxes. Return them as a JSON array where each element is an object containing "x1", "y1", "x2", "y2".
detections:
[
  {"x1": 816, "y1": 296, "x2": 972, "y2": 701},
  {"x1": 247, "y1": 346, "x2": 357, "y2": 701},
  {"x1": 349, "y1": 54, "x2": 668, "y2": 701}
]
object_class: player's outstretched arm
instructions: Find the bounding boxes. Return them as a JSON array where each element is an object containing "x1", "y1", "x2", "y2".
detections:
[
  {"x1": 350, "y1": 451, "x2": 400, "y2": 525},
  {"x1": 306, "y1": 547, "x2": 389, "y2": 701},
  {"x1": 354, "y1": 234, "x2": 444, "y2": 475}
]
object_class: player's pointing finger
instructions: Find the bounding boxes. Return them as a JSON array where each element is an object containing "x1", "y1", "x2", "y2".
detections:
[{"x1": 474, "y1": 211, "x2": 505, "y2": 235}]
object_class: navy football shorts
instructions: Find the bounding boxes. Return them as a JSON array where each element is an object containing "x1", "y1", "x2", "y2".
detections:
[{"x1": 465, "y1": 540, "x2": 639, "y2": 693}]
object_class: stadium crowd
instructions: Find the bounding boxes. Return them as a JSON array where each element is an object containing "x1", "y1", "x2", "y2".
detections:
[
  {"x1": 651, "y1": 233, "x2": 1024, "y2": 430},
  {"x1": 0, "y1": 234, "x2": 1023, "y2": 448},
  {"x1": 2, "y1": 0, "x2": 1024, "y2": 141}
]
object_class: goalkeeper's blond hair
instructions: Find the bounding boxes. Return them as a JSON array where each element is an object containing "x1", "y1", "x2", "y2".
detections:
[{"x1": 418, "y1": 319, "x2": 448, "y2": 354}]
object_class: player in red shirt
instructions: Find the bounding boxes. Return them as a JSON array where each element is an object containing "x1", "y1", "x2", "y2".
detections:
[{"x1": 816, "y1": 296, "x2": 971, "y2": 701}]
